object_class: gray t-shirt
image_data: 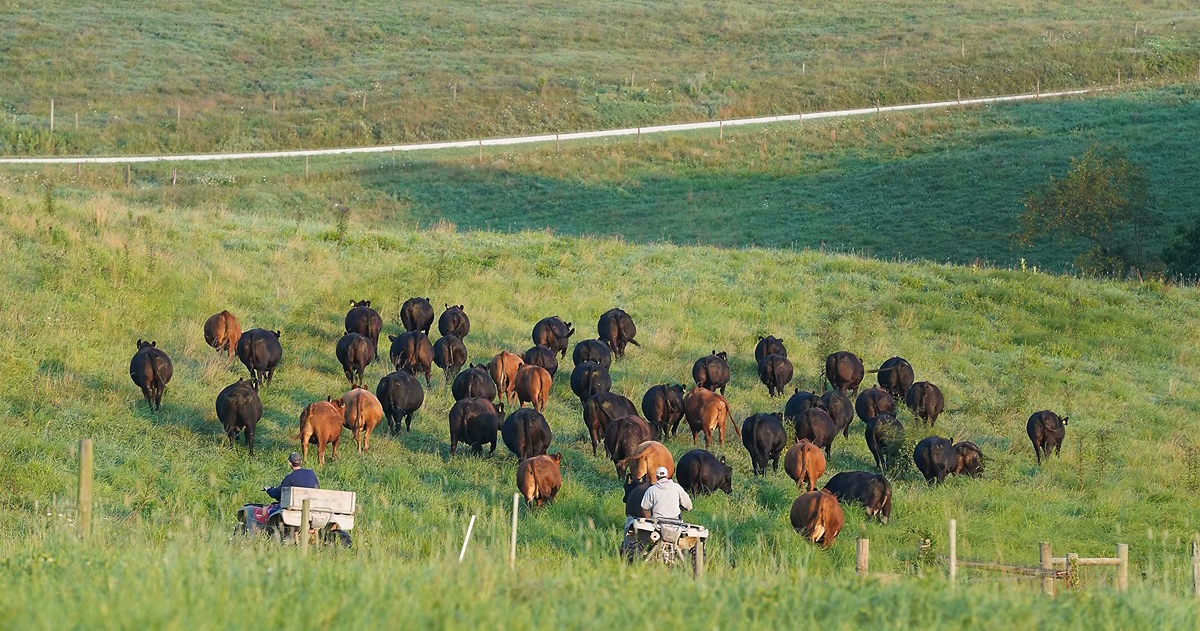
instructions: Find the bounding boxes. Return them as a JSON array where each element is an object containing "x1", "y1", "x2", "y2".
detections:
[{"x1": 640, "y1": 479, "x2": 693, "y2": 519}]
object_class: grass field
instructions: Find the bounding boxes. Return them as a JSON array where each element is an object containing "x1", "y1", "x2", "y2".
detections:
[
  {"x1": 2, "y1": 1, "x2": 1199, "y2": 154},
  {"x1": 1, "y1": 184, "x2": 1199, "y2": 627}
]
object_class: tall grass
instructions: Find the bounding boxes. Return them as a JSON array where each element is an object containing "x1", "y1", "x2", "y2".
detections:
[{"x1": 0, "y1": 184, "x2": 1198, "y2": 625}]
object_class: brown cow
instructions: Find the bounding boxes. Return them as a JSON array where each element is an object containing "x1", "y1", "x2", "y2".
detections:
[
  {"x1": 489, "y1": 351, "x2": 524, "y2": 407},
  {"x1": 684, "y1": 386, "x2": 738, "y2": 446},
  {"x1": 514, "y1": 364, "x2": 552, "y2": 412},
  {"x1": 784, "y1": 439, "x2": 827, "y2": 492},
  {"x1": 516, "y1": 453, "x2": 563, "y2": 507},
  {"x1": 342, "y1": 388, "x2": 384, "y2": 453},
  {"x1": 203, "y1": 310, "x2": 242, "y2": 358},
  {"x1": 616, "y1": 441, "x2": 674, "y2": 482},
  {"x1": 299, "y1": 398, "x2": 346, "y2": 465},
  {"x1": 790, "y1": 489, "x2": 844, "y2": 549}
]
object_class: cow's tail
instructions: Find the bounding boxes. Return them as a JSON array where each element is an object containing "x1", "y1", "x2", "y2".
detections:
[
  {"x1": 724, "y1": 398, "x2": 741, "y2": 438},
  {"x1": 529, "y1": 461, "x2": 541, "y2": 504},
  {"x1": 627, "y1": 337, "x2": 640, "y2": 347},
  {"x1": 810, "y1": 491, "x2": 830, "y2": 543}
]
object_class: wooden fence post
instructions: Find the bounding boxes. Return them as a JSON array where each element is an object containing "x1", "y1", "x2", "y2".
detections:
[
  {"x1": 125, "y1": 164, "x2": 131, "y2": 187},
  {"x1": 478, "y1": 140, "x2": 483, "y2": 164},
  {"x1": 1117, "y1": 543, "x2": 1129, "y2": 593},
  {"x1": 172, "y1": 167, "x2": 177, "y2": 187},
  {"x1": 78, "y1": 439, "x2": 93, "y2": 539},
  {"x1": 718, "y1": 120, "x2": 723, "y2": 141},
  {"x1": 509, "y1": 493, "x2": 519, "y2": 570},
  {"x1": 856, "y1": 538, "x2": 869, "y2": 576},
  {"x1": 176, "y1": 103, "x2": 181, "y2": 126},
  {"x1": 300, "y1": 499, "x2": 310, "y2": 555},
  {"x1": 50, "y1": 99, "x2": 55, "y2": 132},
  {"x1": 1190, "y1": 539, "x2": 1198, "y2": 597},
  {"x1": 1066, "y1": 552, "x2": 1079, "y2": 588},
  {"x1": 458, "y1": 514, "x2": 476, "y2": 563},
  {"x1": 949, "y1": 519, "x2": 957, "y2": 584},
  {"x1": 1040, "y1": 542, "x2": 1055, "y2": 595}
]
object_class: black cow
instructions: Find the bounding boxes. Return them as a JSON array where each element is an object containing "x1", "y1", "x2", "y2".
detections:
[
  {"x1": 757, "y1": 354, "x2": 793, "y2": 397},
  {"x1": 215, "y1": 378, "x2": 261, "y2": 453},
  {"x1": 796, "y1": 407, "x2": 838, "y2": 456},
  {"x1": 784, "y1": 390, "x2": 820, "y2": 427},
  {"x1": 501, "y1": 407, "x2": 553, "y2": 461},
  {"x1": 400, "y1": 297, "x2": 434, "y2": 335},
  {"x1": 523, "y1": 345, "x2": 559, "y2": 378},
  {"x1": 597, "y1": 308, "x2": 639, "y2": 359},
  {"x1": 865, "y1": 413, "x2": 905, "y2": 471},
  {"x1": 376, "y1": 370, "x2": 425, "y2": 433},
  {"x1": 825, "y1": 351, "x2": 865, "y2": 395},
  {"x1": 1027, "y1": 410, "x2": 1068, "y2": 465},
  {"x1": 236, "y1": 329, "x2": 282, "y2": 386},
  {"x1": 388, "y1": 331, "x2": 434, "y2": 386},
  {"x1": 447, "y1": 397, "x2": 498, "y2": 456},
  {"x1": 741, "y1": 413, "x2": 788, "y2": 476},
  {"x1": 344, "y1": 300, "x2": 383, "y2": 351},
  {"x1": 913, "y1": 435, "x2": 956, "y2": 485},
  {"x1": 855, "y1": 387, "x2": 896, "y2": 424},
  {"x1": 130, "y1": 339, "x2": 173, "y2": 410},
  {"x1": 676, "y1": 449, "x2": 733, "y2": 495},
  {"x1": 642, "y1": 384, "x2": 686, "y2": 437},
  {"x1": 823, "y1": 471, "x2": 892, "y2": 523},
  {"x1": 572, "y1": 339, "x2": 612, "y2": 369},
  {"x1": 533, "y1": 316, "x2": 575, "y2": 358},
  {"x1": 438, "y1": 304, "x2": 470, "y2": 339},
  {"x1": 336, "y1": 332, "x2": 375, "y2": 388},
  {"x1": 451, "y1": 364, "x2": 500, "y2": 409},
  {"x1": 432, "y1": 334, "x2": 468, "y2": 382},
  {"x1": 906, "y1": 381, "x2": 945, "y2": 427},
  {"x1": 583, "y1": 392, "x2": 639, "y2": 456},
  {"x1": 875, "y1": 356, "x2": 914, "y2": 402},
  {"x1": 570, "y1": 361, "x2": 611, "y2": 403},
  {"x1": 692, "y1": 351, "x2": 730, "y2": 394},
  {"x1": 754, "y1": 335, "x2": 787, "y2": 362},
  {"x1": 623, "y1": 479, "x2": 651, "y2": 519},
  {"x1": 819, "y1": 390, "x2": 855, "y2": 438}
]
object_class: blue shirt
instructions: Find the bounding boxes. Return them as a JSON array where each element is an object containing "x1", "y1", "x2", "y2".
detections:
[{"x1": 266, "y1": 468, "x2": 319, "y2": 500}]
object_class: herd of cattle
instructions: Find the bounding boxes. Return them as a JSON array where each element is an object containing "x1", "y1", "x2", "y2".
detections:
[{"x1": 126, "y1": 299, "x2": 1071, "y2": 549}]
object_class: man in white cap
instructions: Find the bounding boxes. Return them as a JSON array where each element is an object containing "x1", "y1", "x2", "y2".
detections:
[{"x1": 639, "y1": 466, "x2": 693, "y2": 520}]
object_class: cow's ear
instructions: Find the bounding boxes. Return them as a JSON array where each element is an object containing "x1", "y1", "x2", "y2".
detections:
[
  {"x1": 151, "y1": 341, "x2": 157, "y2": 347},
  {"x1": 137, "y1": 339, "x2": 143, "y2": 347},
  {"x1": 1061, "y1": 416, "x2": 1069, "y2": 425},
  {"x1": 719, "y1": 456, "x2": 726, "y2": 464}
]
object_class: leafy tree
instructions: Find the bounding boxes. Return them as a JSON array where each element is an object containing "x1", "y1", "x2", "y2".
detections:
[
  {"x1": 1016, "y1": 145, "x2": 1158, "y2": 275},
  {"x1": 1163, "y1": 215, "x2": 1200, "y2": 279}
]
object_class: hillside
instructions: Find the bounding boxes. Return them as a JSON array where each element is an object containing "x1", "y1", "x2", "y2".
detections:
[{"x1": 1, "y1": 186, "x2": 1198, "y2": 627}]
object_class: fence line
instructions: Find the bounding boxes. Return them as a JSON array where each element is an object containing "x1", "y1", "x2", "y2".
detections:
[{"x1": 0, "y1": 88, "x2": 1096, "y2": 166}]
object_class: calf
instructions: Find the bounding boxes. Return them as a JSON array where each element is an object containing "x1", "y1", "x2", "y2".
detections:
[
  {"x1": 583, "y1": 392, "x2": 639, "y2": 456},
  {"x1": 570, "y1": 361, "x2": 612, "y2": 403},
  {"x1": 824, "y1": 471, "x2": 892, "y2": 523},
  {"x1": 955, "y1": 441, "x2": 984, "y2": 477},
  {"x1": 400, "y1": 297, "x2": 434, "y2": 335},
  {"x1": 865, "y1": 413, "x2": 905, "y2": 471},
  {"x1": 533, "y1": 316, "x2": 575, "y2": 358},
  {"x1": 488, "y1": 351, "x2": 523, "y2": 407},
  {"x1": 203, "y1": 310, "x2": 241, "y2": 358},
  {"x1": 522, "y1": 344, "x2": 559, "y2": 377},
  {"x1": 572, "y1": 339, "x2": 612, "y2": 369},
  {"x1": 784, "y1": 439, "x2": 826, "y2": 492},
  {"x1": 299, "y1": 398, "x2": 346, "y2": 465},
  {"x1": 825, "y1": 351, "x2": 865, "y2": 395},
  {"x1": 515, "y1": 364, "x2": 552, "y2": 412},
  {"x1": 874, "y1": 356, "x2": 914, "y2": 402},
  {"x1": 855, "y1": 387, "x2": 896, "y2": 424},
  {"x1": 215, "y1": 378, "x2": 262, "y2": 454},
  {"x1": 1027, "y1": 410, "x2": 1068, "y2": 465},
  {"x1": 130, "y1": 339, "x2": 173, "y2": 410},
  {"x1": 692, "y1": 351, "x2": 730, "y2": 394},
  {"x1": 452, "y1": 364, "x2": 500, "y2": 409},
  {"x1": 236, "y1": 328, "x2": 282, "y2": 385},
  {"x1": 741, "y1": 413, "x2": 788, "y2": 476},
  {"x1": 641, "y1": 384, "x2": 686, "y2": 437},
  {"x1": 501, "y1": 408, "x2": 553, "y2": 461},
  {"x1": 376, "y1": 370, "x2": 424, "y2": 434},
  {"x1": 684, "y1": 386, "x2": 737, "y2": 447},
  {"x1": 342, "y1": 387, "x2": 384, "y2": 452},
  {"x1": 757, "y1": 354, "x2": 794, "y2": 397},
  {"x1": 754, "y1": 335, "x2": 787, "y2": 362},
  {"x1": 604, "y1": 415, "x2": 654, "y2": 464},
  {"x1": 432, "y1": 334, "x2": 468, "y2": 382},
  {"x1": 819, "y1": 390, "x2": 854, "y2": 438},
  {"x1": 448, "y1": 397, "x2": 499, "y2": 456},
  {"x1": 438, "y1": 304, "x2": 470, "y2": 339},
  {"x1": 616, "y1": 440, "x2": 674, "y2": 481},
  {"x1": 906, "y1": 381, "x2": 945, "y2": 427},
  {"x1": 388, "y1": 331, "x2": 434, "y2": 386},
  {"x1": 790, "y1": 489, "x2": 844, "y2": 548},
  {"x1": 516, "y1": 453, "x2": 563, "y2": 507},
  {"x1": 597, "y1": 308, "x2": 639, "y2": 358},
  {"x1": 796, "y1": 407, "x2": 838, "y2": 456},
  {"x1": 676, "y1": 449, "x2": 733, "y2": 495},
  {"x1": 336, "y1": 332, "x2": 375, "y2": 388},
  {"x1": 344, "y1": 300, "x2": 383, "y2": 350}
]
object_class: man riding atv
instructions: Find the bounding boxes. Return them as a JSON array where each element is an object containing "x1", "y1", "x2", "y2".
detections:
[
  {"x1": 264, "y1": 452, "x2": 319, "y2": 501},
  {"x1": 640, "y1": 466, "x2": 692, "y2": 519}
]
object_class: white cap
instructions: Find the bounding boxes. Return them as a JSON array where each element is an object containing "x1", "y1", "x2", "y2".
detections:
[{"x1": 655, "y1": 466, "x2": 669, "y2": 479}]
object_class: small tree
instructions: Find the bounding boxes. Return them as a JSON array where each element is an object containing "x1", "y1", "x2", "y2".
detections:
[
  {"x1": 1163, "y1": 215, "x2": 1200, "y2": 279},
  {"x1": 1016, "y1": 145, "x2": 1157, "y2": 275}
]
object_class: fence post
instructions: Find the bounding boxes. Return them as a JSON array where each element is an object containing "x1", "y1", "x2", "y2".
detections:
[
  {"x1": 478, "y1": 140, "x2": 483, "y2": 164},
  {"x1": 299, "y1": 499, "x2": 310, "y2": 555},
  {"x1": 509, "y1": 493, "x2": 519, "y2": 570},
  {"x1": 50, "y1": 99, "x2": 55, "y2": 132},
  {"x1": 718, "y1": 120, "x2": 723, "y2": 141},
  {"x1": 1040, "y1": 542, "x2": 1055, "y2": 595},
  {"x1": 459, "y1": 514, "x2": 476, "y2": 563},
  {"x1": 305, "y1": 155, "x2": 309, "y2": 180},
  {"x1": 172, "y1": 167, "x2": 177, "y2": 187},
  {"x1": 78, "y1": 439, "x2": 93, "y2": 540},
  {"x1": 856, "y1": 537, "x2": 869, "y2": 576},
  {"x1": 949, "y1": 519, "x2": 957, "y2": 584},
  {"x1": 176, "y1": 103, "x2": 181, "y2": 126},
  {"x1": 1190, "y1": 539, "x2": 1199, "y2": 597},
  {"x1": 1117, "y1": 543, "x2": 1129, "y2": 593},
  {"x1": 125, "y1": 164, "x2": 131, "y2": 188},
  {"x1": 1066, "y1": 552, "x2": 1079, "y2": 588}
]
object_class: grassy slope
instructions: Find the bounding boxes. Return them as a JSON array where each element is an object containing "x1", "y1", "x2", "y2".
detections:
[
  {"x1": 2, "y1": 1, "x2": 1199, "y2": 153},
  {"x1": 1, "y1": 187, "x2": 1199, "y2": 627}
]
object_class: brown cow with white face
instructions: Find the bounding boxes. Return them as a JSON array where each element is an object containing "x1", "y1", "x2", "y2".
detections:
[
  {"x1": 517, "y1": 453, "x2": 563, "y2": 507},
  {"x1": 790, "y1": 489, "x2": 844, "y2": 548}
]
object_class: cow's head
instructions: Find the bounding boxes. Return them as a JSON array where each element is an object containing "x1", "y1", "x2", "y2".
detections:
[{"x1": 954, "y1": 442, "x2": 984, "y2": 477}]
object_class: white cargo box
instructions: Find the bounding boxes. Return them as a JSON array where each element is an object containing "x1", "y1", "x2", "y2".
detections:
[{"x1": 281, "y1": 488, "x2": 356, "y2": 514}]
